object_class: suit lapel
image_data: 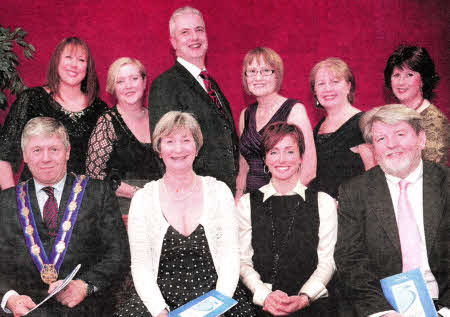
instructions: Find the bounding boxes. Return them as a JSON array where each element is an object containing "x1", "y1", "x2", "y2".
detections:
[
  {"x1": 57, "y1": 173, "x2": 75, "y2": 226},
  {"x1": 368, "y1": 167, "x2": 402, "y2": 256},
  {"x1": 422, "y1": 162, "x2": 444, "y2": 256},
  {"x1": 174, "y1": 61, "x2": 212, "y2": 105},
  {"x1": 173, "y1": 62, "x2": 235, "y2": 127}
]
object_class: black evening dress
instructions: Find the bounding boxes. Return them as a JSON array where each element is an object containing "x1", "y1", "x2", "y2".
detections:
[
  {"x1": 0, "y1": 87, "x2": 107, "y2": 180},
  {"x1": 85, "y1": 106, "x2": 161, "y2": 214},
  {"x1": 240, "y1": 99, "x2": 297, "y2": 192},
  {"x1": 114, "y1": 225, "x2": 256, "y2": 316},
  {"x1": 311, "y1": 112, "x2": 365, "y2": 198},
  {"x1": 249, "y1": 190, "x2": 336, "y2": 317}
]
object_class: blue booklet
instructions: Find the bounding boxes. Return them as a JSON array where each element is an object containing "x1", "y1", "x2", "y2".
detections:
[
  {"x1": 168, "y1": 290, "x2": 237, "y2": 317},
  {"x1": 380, "y1": 268, "x2": 437, "y2": 317}
]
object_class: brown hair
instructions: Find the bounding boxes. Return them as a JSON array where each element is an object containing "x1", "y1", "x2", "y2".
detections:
[
  {"x1": 261, "y1": 122, "x2": 305, "y2": 157},
  {"x1": 152, "y1": 111, "x2": 203, "y2": 154},
  {"x1": 309, "y1": 57, "x2": 355, "y2": 104},
  {"x1": 384, "y1": 45, "x2": 440, "y2": 101},
  {"x1": 46, "y1": 37, "x2": 99, "y2": 105},
  {"x1": 241, "y1": 47, "x2": 284, "y2": 95}
]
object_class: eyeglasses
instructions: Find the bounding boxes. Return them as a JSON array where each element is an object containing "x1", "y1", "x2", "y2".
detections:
[{"x1": 245, "y1": 69, "x2": 275, "y2": 77}]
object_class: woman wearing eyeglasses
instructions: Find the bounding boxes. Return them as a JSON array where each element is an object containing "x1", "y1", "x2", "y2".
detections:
[{"x1": 236, "y1": 47, "x2": 316, "y2": 200}]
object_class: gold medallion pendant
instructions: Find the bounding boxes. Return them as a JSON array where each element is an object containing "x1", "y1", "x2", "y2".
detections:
[{"x1": 41, "y1": 264, "x2": 58, "y2": 284}]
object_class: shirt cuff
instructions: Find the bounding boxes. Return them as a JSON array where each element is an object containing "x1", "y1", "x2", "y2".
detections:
[
  {"x1": 253, "y1": 283, "x2": 272, "y2": 306},
  {"x1": 1, "y1": 290, "x2": 18, "y2": 313},
  {"x1": 299, "y1": 279, "x2": 327, "y2": 301},
  {"x1": 438, "y1": 307, "x2": 450, "y2": 317},
  {"x1": 368, "y1": 310, "x2": 396, "y2": 317}
]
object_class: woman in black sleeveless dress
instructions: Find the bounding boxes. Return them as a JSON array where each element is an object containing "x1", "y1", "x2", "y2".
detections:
[
  {"x1": 238, "y1": 122, "x2": 337, "y2": 316},
  {"x1": 236, "y1": 47, "x2": 316, "y2": 200},
  {"x1": 308, "y1": 57, "x2": 375, "y2": 199}
]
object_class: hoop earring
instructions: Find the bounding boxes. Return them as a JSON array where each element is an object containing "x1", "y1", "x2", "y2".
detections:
[
  {"x1": 314, "y1": 98, "x2": 323, "y2": 109},
  {"x1": 264, "y1": 165, "x2": 270, "y2": 174}
]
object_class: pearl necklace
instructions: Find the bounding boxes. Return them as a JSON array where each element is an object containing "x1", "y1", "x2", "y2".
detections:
[{"x1": 162, "y1": 174, "x2": 197, "y2": 201}]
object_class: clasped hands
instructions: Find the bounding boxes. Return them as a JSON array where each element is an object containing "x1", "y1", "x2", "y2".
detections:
[
  {"x1": 7, "y1": 279, "x2": 87, "y2": 317},
  {"x1": 263, "y1": 290, "x2": 309, "y2": 316}
]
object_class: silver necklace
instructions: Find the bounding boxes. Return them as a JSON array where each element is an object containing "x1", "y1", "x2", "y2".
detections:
[{"x1": 162, "y1": 174, "x2": 197, "y2": 201}]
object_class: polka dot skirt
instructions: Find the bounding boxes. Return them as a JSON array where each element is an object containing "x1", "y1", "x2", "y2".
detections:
[{"x1": 115, "y1": 225, "x2": 255, "y2": 316}]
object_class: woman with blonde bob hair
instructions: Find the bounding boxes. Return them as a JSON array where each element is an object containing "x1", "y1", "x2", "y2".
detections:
[
  {"x1": 86, "y1": 57, "x2": 160, "y2": 215},
  {"x1": 0, "y1": 37, "x2": 107, "y2": 189},
  {"x1": 237, "y1": 47, "x2": 316, "y2": 200},
  {"x1": 308, "y1": 57, "x2": 375, "y2": 198},
  {"x1": 117, "y1": 112, "x2": 255, "y2": 316}
]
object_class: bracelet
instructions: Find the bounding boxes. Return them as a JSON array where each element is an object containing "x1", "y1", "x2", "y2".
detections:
[{"x1": 298, "y1": 292, "x2": 311, "y2": 306}]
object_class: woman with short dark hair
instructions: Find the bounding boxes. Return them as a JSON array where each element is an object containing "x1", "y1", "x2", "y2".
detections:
[
  {"x1": 238, "y1": 121, "x2": 337, "y2": 316},
  {"x1": 0, "y1": 37, "x2": 107, "y2": 189},
  {"x1": 384, "y1": 45, "x2": 449, "y2": 164}
]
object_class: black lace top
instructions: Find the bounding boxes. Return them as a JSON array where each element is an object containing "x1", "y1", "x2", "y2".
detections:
[
  {"x1": 85, "y1": 106, "x2": 161, "y2": 182},
  {"x1": 0, "y1": 86, "x2": 107, "y2": 179}
]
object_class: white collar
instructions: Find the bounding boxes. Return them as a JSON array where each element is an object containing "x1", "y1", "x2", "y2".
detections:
[
  {"x1": 415, "y1": 99, "x2": 430, "y2": 113},
  {"x1": 259, "y1": 180, "x2": 307, "y2": 202},
  {"x1": 34, "y1": 173, "x2": 67, "y2": 194},
  {"x1": 177, "y1": 57, "x2": 203, "y2": 79}
]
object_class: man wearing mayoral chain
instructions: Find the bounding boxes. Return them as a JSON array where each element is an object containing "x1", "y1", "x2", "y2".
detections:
[{"x1": 0, "y1": 117, "x2": 130, "y2": 316}]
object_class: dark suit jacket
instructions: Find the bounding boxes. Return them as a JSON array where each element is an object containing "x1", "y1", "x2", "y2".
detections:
[
  {"x1": 334, "y1": 161, "x2": 449, "y2": 316},
  {"x1": 148, "y1": 61, "x2": 239, "y2": 191},
  {"x1": 0, "y1": 174, "x2": 130, "y2": 316}
]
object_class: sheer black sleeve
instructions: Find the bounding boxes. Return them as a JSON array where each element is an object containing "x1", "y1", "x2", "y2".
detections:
[{"x1": 85, "y1": 113, "x2": 117, "y2": 180}]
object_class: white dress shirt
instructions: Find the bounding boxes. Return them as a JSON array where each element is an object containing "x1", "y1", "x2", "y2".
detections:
[
  {"x1": 1, "y1": 175, "x2": 66, "y2": 313},
  {"x1": 370, "y1": 161, "x2": 441, "y2": 317},
  {"x1": 177, "y1": 57, "x2": 207, "y2": 91},
  {"x1": 237, "y1": 181, "x2": 338, "y2": 306}
]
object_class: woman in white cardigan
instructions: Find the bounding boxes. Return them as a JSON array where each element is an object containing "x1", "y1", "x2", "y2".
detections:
[{"x1": 123, "y1": 111, "x2": 255, "y2": 317}]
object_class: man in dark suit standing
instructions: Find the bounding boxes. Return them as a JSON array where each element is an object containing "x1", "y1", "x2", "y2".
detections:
[
  {"x1": 334, "y1": 104, "x2": 448, "y2": 317},
  {"x1": 148, "y1": 6, "x2": 239, "y2": 192},
  {"x1": 0, "y1": 117, "x2": 130, "y2": 316}
]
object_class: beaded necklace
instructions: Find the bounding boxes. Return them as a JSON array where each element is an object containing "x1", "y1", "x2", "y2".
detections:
[{"x1": 267, "y1": 197, "x2": 300, "y2": 284}]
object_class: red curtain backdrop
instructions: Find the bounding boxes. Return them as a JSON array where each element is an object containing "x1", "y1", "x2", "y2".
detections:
[{"x1": 2, "y1": 0, "x2": 449, "y2": 126}]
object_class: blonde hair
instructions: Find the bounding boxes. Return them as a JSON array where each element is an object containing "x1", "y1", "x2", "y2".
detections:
[
  {"x1": 309, "y1": 57, "x2": 355, "y2": 104},
  {"x1": 106, "y1": 57, "x2": 146, "y2": 95},
  {"x1": 21, "y1": 117, "x2": 70, "y2": 150},
  {"x1": 359, "y1": 104, "x2": 423, "y2": 143},
  {"x1": 241, "y1": 47, "x2": 284, "y2": 95},
  {"x1": 169, "y1": 6, "x2": 203, "y2": 37},
  {"x1": 152, "y1": 111, "x2": 203, "y2": 153}
]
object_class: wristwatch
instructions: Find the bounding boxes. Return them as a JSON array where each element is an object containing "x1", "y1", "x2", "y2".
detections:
[{"x1": 85, "y1": 282, "x2": 95, "y2": 296}]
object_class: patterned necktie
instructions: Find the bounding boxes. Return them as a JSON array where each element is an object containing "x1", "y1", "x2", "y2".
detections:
[
  {"x1": 396, "y1": 180, "x2": 421, "y2": 272},
  {"x1": 199, "y1": 70, "x2": 226, "y2": 117},
  {"x1": 42, "y1": 186, "x2": 59, "y2": 237}
]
